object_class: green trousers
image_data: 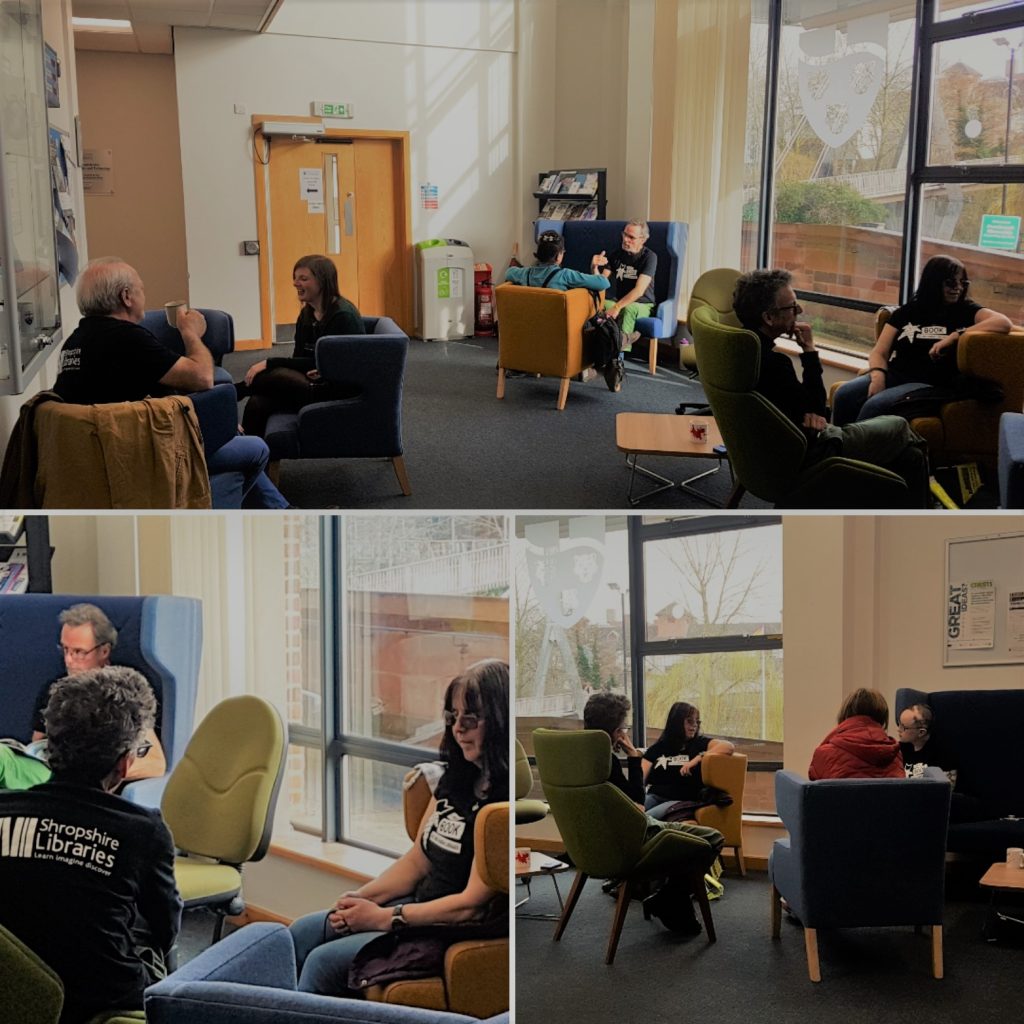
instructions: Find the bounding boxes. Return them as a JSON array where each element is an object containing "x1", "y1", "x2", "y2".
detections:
[{"x1": 604, "y1": 300, "x2": 654, "y2": 343}]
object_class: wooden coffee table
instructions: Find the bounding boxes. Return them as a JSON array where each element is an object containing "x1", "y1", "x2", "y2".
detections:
[
  {"x1": 615, "y1": 412, "x2": 731, "y2": 506},
  {"x1": 979, "y1": 861, "x2": 1024, "y2": 941}
]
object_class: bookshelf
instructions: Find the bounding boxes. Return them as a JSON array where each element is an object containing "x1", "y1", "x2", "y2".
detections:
[
  {"x1": 0, "y1": 516, "x2": 52, "y2": 594},
  {"x1": 534, "y1": 167, "x2": 607, "y2": 223}
]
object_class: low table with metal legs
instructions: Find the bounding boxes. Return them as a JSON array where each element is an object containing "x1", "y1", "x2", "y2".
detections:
[
  {"x1": 516, "y1": 851, "x2": 572, "y2": 921},
  {"x1": 979, "y1": 860, "x2": 1024, "y2": 941},
  {"x1": 615, "y1": 412, "x2": 733, "y2": 507}
]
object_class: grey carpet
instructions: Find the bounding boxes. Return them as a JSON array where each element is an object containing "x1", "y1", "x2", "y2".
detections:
[
  {"x1": 516, "y1": 870, "x2": 1023, "y2": 1024},
  {"x1": 223, "y1": 338, "x2": 770, "y2": 510}
]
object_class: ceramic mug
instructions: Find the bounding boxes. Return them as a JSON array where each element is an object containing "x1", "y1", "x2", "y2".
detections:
[
  {"x1": 515, "y1": 846, "x2": 531, "y2": 867},
  {"x1": 1007, "y1": 847, "x2": 1024, "y2": 868},
  {"x1": 164, "y1": 300, "x2": 188, "y2": 327}
]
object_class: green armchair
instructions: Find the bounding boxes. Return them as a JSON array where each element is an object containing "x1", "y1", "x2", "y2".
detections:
[
  {"x1": 689, "y1": 305, "x2": 913, "y2": 508},
  {"x1": 532, "y1": 728, "x2": 715, "y2": 964},
  {"x1": 515, "y1": 739, "x2": 548, "y2": 824}
]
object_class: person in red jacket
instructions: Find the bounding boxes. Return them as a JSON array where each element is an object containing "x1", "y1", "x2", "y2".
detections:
[{"x1": 809, "y1": 688, "x2": 904, "y2": 780}]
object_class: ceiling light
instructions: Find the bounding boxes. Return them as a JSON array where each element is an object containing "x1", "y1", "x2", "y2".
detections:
[{"x1": 72, "y1": 18, "x2": 132, "y2": 31}]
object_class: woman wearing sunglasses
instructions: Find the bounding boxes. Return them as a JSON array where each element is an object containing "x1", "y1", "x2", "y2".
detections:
[
  {"x1": 832, "y1": 254, "x2": 1013, "y2": 426},
  {"x1": 289, "y1": 659, "x2": 509, "y2": 996}
]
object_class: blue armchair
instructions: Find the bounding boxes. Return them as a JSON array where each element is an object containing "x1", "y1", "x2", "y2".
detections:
[
  {"x1": 141, "y1": 308, "x2": 235, "y2": 385},
  {"x1": 0, "y1": 594, "x2": 202, "y2": 808},
  {"x1": 535, "y1": 219, "x2": 688, "y2": 375},
  {"x1": 264, "y1": 316, "x2": 411, "y2": 498},
  {"x1": 769, "y1": 771, "x2": 951, "y2": 982},
  {"x1": 145, "y1": 923, "x2": 507, "y2": 1024},
  {"x1": 999, "y1": 412, "x2": 1024, "y2": 508}
]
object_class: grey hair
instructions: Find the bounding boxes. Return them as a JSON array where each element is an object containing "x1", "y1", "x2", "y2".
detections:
[
  {"x1": 904, "y1": 703, "x2": 933, "y2": 731},
  {"x1": 76, "y1": 257, "x2": 137, "y2": 317},
  {"x1": 626, "y1": 219, "x2": 650, "y2": 241},
  {"x1": 58, "y1": 603, "x2": 118, "y2": 649},
  {"x1": 44, "y1": 667, "x2": 155, "y2": 783}
]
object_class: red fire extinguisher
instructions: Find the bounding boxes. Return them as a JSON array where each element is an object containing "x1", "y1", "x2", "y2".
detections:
[{"x1": 474, "y1": 262, "x2": 495, "y2": 336}]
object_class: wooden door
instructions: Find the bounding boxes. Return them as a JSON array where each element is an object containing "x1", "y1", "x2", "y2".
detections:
[
  {"x1": 266, "y1": 139, "x2": 358, "y2": 331},
  {"x1": 262, "y1": 134, "x2": 410, "y2": 340}
]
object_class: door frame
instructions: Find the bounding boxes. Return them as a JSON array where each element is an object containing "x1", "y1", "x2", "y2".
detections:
[{"x1": 251, "y1": 115, "x2": 413, "y2": 347}]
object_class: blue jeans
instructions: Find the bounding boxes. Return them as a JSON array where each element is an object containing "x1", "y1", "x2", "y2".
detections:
[
  {"x1": 831, "y1": 375, "x2": 933, "y2": 426},
  {"x1": 289, "y1": 910, "x2": 382, "y2": 996},
  {"x1": 206, "y1": 435, "x2": 289, "y2": 509}
]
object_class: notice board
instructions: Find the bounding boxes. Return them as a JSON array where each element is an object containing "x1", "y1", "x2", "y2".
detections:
[{"x1": 944, "y1": 532, "x2": 1024, "y2": 667}]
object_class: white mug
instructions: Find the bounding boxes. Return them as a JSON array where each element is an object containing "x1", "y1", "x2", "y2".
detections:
[
  {"x1": 164, "y1": 300, "x2": 188, "y2": 327},
  {"x1": 1006, "y1": 847, "x2": 1024, "y2": 868}
]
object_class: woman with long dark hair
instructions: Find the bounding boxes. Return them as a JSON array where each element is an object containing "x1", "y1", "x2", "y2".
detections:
[
  {"x1": 832, "y1": 254, "x2": 1012, "y2": 425},
  {"x1": 642, "y1": 702, "x2": 735, "y2": 819},
  {"x1": 289, "y1": 660, "x2": 509, "y2": 996},
  {"x1": 239, "y1": 254, "x2": 365, "y2": 438}
]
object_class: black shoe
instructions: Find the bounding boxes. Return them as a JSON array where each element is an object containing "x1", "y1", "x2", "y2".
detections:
[
  {"x1": 604, "y1": 360, "x2": 625, "y2": 393},
  {"x1": 601, "y1": 879, "x2": 620, "y2": 897},
  {"x1": 644, "y1": 887, "x2": 701, "y2": 936}
]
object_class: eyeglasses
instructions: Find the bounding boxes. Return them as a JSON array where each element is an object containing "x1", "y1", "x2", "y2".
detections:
[
  {"x1": 773, "y1": 303, "x2": 802, "y2": 314},
  {"x1": 944, "y1": 277, "x2": 969, "y2": 290},
  {"x1": 58, "y1": 643, "x2": 106, "y2": 660},
  {"x1": 443, "y1": 710, "x2": 484, "y2": 731},
  {"x1": 686, "y1": 718, "x2": 702, "y2": 727},
  {"x1": 897, "y1": 721, "x2": 924, "y2": 732},
  {"x1": 622, "y1": 232, "x2": 644, "y2": 241},
  {"x1": 135, "y1": 742, "x2": 153, "y2": 758}
]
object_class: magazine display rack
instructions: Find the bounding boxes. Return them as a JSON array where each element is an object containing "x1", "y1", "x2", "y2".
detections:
[{"x1": 534, "y1": 167, "x2": 607, "y2": 223}]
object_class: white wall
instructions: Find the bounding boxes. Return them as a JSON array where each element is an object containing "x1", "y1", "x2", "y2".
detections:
[{"x1": 174, "y1": 10, "x2": 519, "y2": 340}]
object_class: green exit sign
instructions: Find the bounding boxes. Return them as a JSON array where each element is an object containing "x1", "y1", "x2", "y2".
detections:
[{"x1": 312, "y1": 101, "x2": 354, "y2": 118}]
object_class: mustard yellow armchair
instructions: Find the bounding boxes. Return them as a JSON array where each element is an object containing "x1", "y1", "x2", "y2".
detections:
[
  {"x1": 494, "y1": 283, "x2": 594, "y2": 410},
  {"x1": 365, "y1": 770, "x2": 509, "y2": 1018},
  {"x1": 695, "y1": 753, "x2": 748, "y2": 875}
]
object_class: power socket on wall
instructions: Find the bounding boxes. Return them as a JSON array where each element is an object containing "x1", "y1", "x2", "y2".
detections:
[{"x1": 240, "y1": 240, "x2": 260, "y2": 256}]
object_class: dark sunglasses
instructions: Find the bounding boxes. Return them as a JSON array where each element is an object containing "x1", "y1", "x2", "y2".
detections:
[{"x1": 443, "y1": 710, "x2": 484, "y2": 731}]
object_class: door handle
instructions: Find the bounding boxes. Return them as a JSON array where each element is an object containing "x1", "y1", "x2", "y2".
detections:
[{"x1": 344, "y1": 192, "x2": 354, "y2": 236}]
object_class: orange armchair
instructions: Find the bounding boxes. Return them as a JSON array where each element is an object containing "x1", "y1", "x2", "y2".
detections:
[
  {"x1": 364, "y1": 770, "x2": 509, "y2": 1018},
  {"x1": 494, "y1": 283, "x2": 594, "y2": 410},
  {"x1": 695, "y1": 753, "x2": 748, "y2": 875}
]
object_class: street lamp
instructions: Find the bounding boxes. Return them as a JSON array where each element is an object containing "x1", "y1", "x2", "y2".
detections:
[{"x1": 995, "y1": 36, "x2": 1021, "y2": 216}]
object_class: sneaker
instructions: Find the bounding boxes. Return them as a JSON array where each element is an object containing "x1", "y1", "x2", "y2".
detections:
[
  {"x1": 604, "y1": 359, "x2": 625, "y2": 393},
  {"x1": 624, "y1": 330, "x2": 641, "y2": 348}
]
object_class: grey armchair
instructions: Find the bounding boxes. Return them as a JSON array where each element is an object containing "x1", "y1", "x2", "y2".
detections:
[
  {"x1": 264, "y1": 316, "x2": 411, "y2": 497},
  {"x1": 144, "y1": 922, "x2": 506, "y2": 1024},
  {"x1": 141, "y1": 308, "x2": 235, "y2": 385},
  {"x1": 769, "y1": 770, "x2": 951, "y2": 982}
]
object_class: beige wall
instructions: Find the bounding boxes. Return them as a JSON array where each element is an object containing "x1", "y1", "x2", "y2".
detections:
[
  {"x1": 783, "y1": 515, "x2": 1024, "y2": 778},
  {"x1": 76, "y1": 52, "x2": 189, "y2": 308}
]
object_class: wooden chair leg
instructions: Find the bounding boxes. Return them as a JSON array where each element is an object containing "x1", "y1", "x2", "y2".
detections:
[
  {"x1": 932, "y1": 925, "x2": 943, "y2": 979},
  {"x1": 735, "y1": 845, "x2": 746, "y2": 876},
  {"x1": 556, "y1": 377, "x2": 569, "y2": 411},
  {"x1": 268, "y1": 460, "x2": 281, "y2": 486},
  {"x1": 692, "y1": 870, "x2": 716, "y2": 943},
  {"x1": 605, "y1": 881, "x2": 633, "y2": 965},
  {"x1": 391, "y1": 456, "x2": 412, "y2": 496},
  {"x1": 496, "y1": 367, "x2": 506, "y2": 399},
  {"x1": 648, "y1": 337, "x2": 658, "y2": 375},
  {"x1": 770, "y1": 883, "x2": 782, "y2": 939},
  {"x1": 553, "y1": 871, "x2": 588, "y2": 942},
  {"x1": 804, "y1": 927, "x2": 821, "y2": 982}
]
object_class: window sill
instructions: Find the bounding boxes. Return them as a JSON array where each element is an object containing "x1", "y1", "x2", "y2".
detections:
[
  {"x1": 268, "y1": 829, "x2": 396, "y2": 883},
  {"x1": 773, "y1": 337, "x2": 866, "y2": 375}
]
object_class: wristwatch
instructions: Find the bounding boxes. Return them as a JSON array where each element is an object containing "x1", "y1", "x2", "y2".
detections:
[{"x1": 391, "y1": 905, "x2": 409, "y2": 931}]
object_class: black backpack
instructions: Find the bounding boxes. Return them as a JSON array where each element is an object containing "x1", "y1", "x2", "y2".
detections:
[{"x1": 582, "y1": 293, "x2": 623, "y2": 369}]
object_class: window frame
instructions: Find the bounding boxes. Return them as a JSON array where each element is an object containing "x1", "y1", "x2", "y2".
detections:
[
  {"x1": 627, "y1": 515, "x2": 783, "y2": 771},
  {"x1": 751, "y1": 0, "x2": 1024, "y2": 344}
]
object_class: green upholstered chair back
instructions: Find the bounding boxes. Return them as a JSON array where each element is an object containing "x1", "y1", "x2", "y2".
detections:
[
  {"x1": 687, "y1": 267, "x2": 742, "y2": 327},
  {"x1": 533, "y1": 729, "x2": 649, "y2": 880},
  {"x1": 690, "y1": 304, "x2": 809, "y2": 502},
  {"x1": 515, "y1": 739, "x2": 533, "y2": 800},
  {"x1": 0, "y1": 924, "x2": 63, "y2": 1024},
  {"x1": 161, "y1": 695, "x2": 286, "y2": 866}
]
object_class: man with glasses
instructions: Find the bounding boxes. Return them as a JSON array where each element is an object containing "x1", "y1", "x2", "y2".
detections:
[
  {"x1": 0, "y1": 667, "x2": 181, "y2": 1023},
  {"x1": 592, "y1": 220, "x2": 658, "y2": 376},
  {"x1": 30, "y1": 603, "x2": 166, "y2": 781},
  {"x1": 732, "y1": 269, "x2": 930, "y2": 506}
]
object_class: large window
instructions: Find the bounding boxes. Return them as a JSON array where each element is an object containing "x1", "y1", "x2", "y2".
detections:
[
  {"x1": 745, "y1": 0, "x2": 1024, "y2": 354},
  {"x1": 515, "y1": 516, "x2": 782, "y2": 814}
]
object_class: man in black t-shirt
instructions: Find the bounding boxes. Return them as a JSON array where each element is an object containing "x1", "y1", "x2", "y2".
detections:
[
  {"x1": 53, "y1": 258, "x2": 287, "y2": 509},
  {"x1": 591, "y1": 220, "x2": 658, "y2": 346},
  {"x1": 0, "y1": 667, "x2": 181, "y2": 1024}
]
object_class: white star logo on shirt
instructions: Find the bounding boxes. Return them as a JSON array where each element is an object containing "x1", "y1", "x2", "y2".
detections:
[
  {"x1": 656, "y1": 755, "x2": 671, "y2": 770},
  {"x1": 898, "y1": 322, "x2": 921, "y2": 343}
]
